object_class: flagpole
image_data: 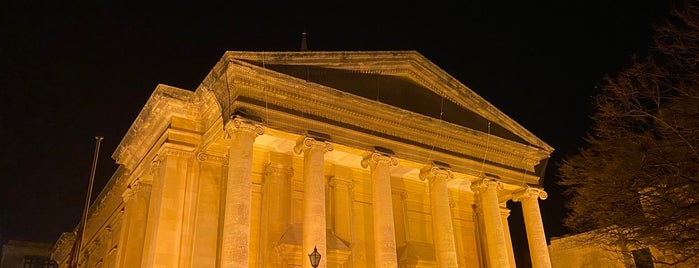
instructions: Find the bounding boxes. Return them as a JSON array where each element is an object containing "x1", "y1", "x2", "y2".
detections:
[{"x1": 72, "y1": 136, "x2": 103, "y2": 267}]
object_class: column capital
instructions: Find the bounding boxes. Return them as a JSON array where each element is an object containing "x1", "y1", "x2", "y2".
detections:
[
  {"x1": 121, "y1": 179, "x2": 152, "y2": 202},
  {"x1": 264, "y1": 164, "x2": 294, "y2": 178},
  {"x1": 418, "y1": 165, "x2": 453, "y2": 182},
  {"x1": 293, "y1": 136, "x2": 333, "y2": 155},
  {"x1": 512, "y1": 187, "x2": 548, "y2": 202},
  {"x1": 224, "y1": 116, "x2": 264, "y2": 137},
  {"x1": 470, "y1": 177, "x2": 503, "y2": 193},
  {"x1": 360, "y1": 152, "x2": 397, "y2": 169},
  {"x1": 196, "y1": 151, "x2": 226, "y2": 163}
]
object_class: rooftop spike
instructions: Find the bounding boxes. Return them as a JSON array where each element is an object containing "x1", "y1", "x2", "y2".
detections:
[{"x1": 300, "y1": 32, "x2": 308, "y2": 51}]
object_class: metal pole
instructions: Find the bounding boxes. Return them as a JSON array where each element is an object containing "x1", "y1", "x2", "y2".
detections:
[{"x1": 73, "y1": 136, "x2": 103, "y2": 267}]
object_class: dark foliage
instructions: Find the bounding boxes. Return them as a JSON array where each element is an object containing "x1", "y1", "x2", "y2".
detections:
[{"x1": 559, "y1": 1, "x2": 699, "y2": 265}]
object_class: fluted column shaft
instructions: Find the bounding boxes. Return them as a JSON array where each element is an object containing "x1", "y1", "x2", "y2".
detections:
[
  {"x1": 419, "y1": 165, "x2": 459, "y2": 267},
  {"x1": 295, "y1": 137, "x2": 333, "y2": 268},
  {"x1": 220, "y1": 118, "x2": 263, "y2": 268},
  {"x1": 115, "y1": 180, "x2": 151, "y2": 268},
  {"x1": 361, "y1": 152, "x2": 399, "y2": 267},
  {"x1": 471, "y1": 178, "x2": 510, "y2": 268},
  {"x1": 513, "y1": 187, "x2": 552, "y2": 268}
]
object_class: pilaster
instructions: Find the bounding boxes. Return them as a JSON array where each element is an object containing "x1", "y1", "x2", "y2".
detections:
[
  {"x1": 260, "y1": 162, "x2": 294, "y2": 266},
  {"x1": 142, "y1": 147, "x2": 195, "y2": 267},
  {"x1": 115, "y1": 179, "x2": 152, "y2": 268}
]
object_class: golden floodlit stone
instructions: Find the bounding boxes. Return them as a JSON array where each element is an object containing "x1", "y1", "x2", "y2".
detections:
[{"x1": 53, "y1": 51, "x2": 554, "y2": 267}]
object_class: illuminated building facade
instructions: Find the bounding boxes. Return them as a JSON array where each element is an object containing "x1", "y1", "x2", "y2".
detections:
[{"x1": 52, "y1": 51, "x2": 554, "y2": 267}]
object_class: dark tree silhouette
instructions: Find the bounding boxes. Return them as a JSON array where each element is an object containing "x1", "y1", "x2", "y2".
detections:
[{"x1": 559, "y1": 1, "x2": 699, "y2": 265}]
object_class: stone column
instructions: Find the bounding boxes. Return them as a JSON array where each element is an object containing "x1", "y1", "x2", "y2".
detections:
[
  {"x1": 419, "y1": 165, "x2": 459, "y2": 267},
  {"x1": 220, "y1": 117, "x2": 264, "y2": 268},
  {"x1": 361, "y1": 152, "x2": 399, "y2": 267},
  {"x1": 500, "y1": 206, "x2": 516, "y2": 268},
  {"x1": 513, "y1": 187, "x2": 552, "y2": 268},
  {"x1": 115, "y1": 179, "x2": 152, "y2": 268},
  {"x1": 294, "y1": 137, "x2": 333, "y2": 268},
  {"x1": 471, "y1": 178, "x2": 510, "y2": 268}
]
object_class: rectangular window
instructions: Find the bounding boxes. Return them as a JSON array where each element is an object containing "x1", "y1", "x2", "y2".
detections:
[{"x1": 631, "y1": 248, "x2": 654, "y2": 268}]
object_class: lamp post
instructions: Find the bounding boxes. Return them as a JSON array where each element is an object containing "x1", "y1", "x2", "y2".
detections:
[{"x1": 308, "y1": 246, "x2": 321, "y2": 268}]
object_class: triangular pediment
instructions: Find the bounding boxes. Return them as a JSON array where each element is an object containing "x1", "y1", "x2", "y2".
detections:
[{"x1": 223, "y1": 51, "x2": 552, "y2": 152}]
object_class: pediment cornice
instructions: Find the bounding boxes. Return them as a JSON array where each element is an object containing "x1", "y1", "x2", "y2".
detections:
[
  {"x1": 198, "y1": 59, "x2": 548, "y2": 180},
  {"x1": 222, "y1": 51, "x2": 553, "y2": 153}
]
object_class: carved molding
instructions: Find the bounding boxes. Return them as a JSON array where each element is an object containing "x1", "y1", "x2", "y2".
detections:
[{"x1": 512, "y1": 187, "x2": 548, "y2": 202}]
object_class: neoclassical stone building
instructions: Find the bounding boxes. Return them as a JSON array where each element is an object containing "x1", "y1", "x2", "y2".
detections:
[{"x1": 52, "y1": 51, "x2": 554, "y2": 267}]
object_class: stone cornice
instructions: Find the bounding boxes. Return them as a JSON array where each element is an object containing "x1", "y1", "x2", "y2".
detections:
[
  {"x1": 223, "y1": 51, "x2": 553, "y2": 152},
  {"x1": 113, "y1": 84, "x2": 200, "y2": 171},
  {"x1": 192, "y1": 51, "x2": 552, "y2": 185},
  {"x1": 222, "y1": 61, "x2": 548, "y2": 172},
  {"x1": 52, "y1": 232, "x2": 76, "y2": 262}
]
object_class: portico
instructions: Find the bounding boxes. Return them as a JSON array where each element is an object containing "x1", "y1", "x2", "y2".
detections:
[{"x1": 53, "y1": 50, "x2": 554, "y2": 268}]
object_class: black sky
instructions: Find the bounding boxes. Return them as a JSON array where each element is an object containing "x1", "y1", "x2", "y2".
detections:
[{"x1": 0, "y1": 0, "x2": 674, "y2": 266}]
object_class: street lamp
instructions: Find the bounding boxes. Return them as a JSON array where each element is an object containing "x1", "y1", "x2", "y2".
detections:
[{"x1": 308, "y1": 246, "x2": 321, "y2": 268}]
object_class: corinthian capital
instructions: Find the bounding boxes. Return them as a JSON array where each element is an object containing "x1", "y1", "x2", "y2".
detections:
[
  {"x1": 224, "y1": 116, "x2": 264, "y2": 137},
  {"x1": 293, "y1": 136, "x2": 333, "y2": 155},
  {"x1": 512, "y1": 187, "x2": 548, "y2": 202},
  {"x1": 470, "y1": 177, "x2": 503, "y2": 193},
  {"x1": 360, "y1": 152, "x2": 397, "y2": 169},
  {"x1": 418, "y1": 165, "x2": 453, "y2": 182}
]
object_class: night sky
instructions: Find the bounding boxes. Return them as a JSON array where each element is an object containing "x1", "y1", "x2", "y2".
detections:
[{"x1": 1, "y1": 1, "x2": 674, "y2": 266}]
